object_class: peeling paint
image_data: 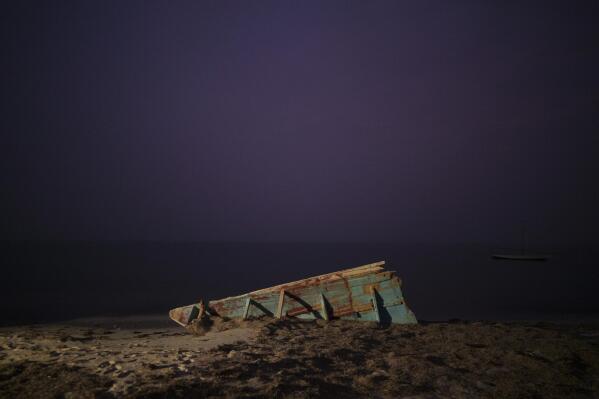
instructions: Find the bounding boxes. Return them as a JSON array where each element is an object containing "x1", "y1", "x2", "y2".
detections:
[{"x1": 169, "y1": 261, "x2": 417, "y2": 327}]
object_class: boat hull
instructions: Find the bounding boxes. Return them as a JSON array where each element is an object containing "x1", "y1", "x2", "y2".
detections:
[
  {"x1": 169, "y1": 261, "x2": 417, "y2": 327},
  {"x1": 492, "y1": 254, "x2": 550, "y2": 261}
]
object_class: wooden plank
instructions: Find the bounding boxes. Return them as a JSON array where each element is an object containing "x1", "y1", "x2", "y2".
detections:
[
  {"x1": 371, "y1": 287, "x2": 381, "y2": 323},
  {"x1": 276, "y1": 289, "x2": 286, "y2": 319},
  {"x1": 320, "y1": 293, "x2": 329, "y2": 321},
  {"x1": 242, "y1": 297, "x2": 251, "y2": 320},
  {"x1": 286, "y1": 303, "x2": 321, "y2": 317},
  {"x1": 211, "y1": 261, "x2": 386, "y2": 303}
]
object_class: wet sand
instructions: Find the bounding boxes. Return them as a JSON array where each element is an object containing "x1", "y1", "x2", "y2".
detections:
[{"x1": 1, "y1": 315, "x2": 598, "y2": 398}]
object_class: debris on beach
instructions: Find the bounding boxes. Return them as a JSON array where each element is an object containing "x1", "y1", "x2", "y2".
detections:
[{"x1": 169, "y1": 261, "x2": 417, "y2": 331}]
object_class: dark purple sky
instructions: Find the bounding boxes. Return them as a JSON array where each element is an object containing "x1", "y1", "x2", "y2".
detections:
[{"x1": 2, "y1": 1, "x2": 598, "y2": 244}]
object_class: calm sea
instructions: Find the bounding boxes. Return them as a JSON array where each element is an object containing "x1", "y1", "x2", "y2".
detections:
[{"x1": 2, "y1": 241, "x2": 598, "y2": 325}]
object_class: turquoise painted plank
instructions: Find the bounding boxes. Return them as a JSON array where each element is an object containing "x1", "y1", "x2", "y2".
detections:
[{"x1": 206, "y1": 271, "x2": 415, "y2": 324}]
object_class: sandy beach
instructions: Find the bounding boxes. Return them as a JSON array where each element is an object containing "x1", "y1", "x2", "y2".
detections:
[{"x1": 1, "y1": 315, "x2": 598, "y2": 398}]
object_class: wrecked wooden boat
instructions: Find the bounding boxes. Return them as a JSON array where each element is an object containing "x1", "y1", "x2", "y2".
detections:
[{"x1": 169, "y1": 261, "x2": 417, "y2": 327}]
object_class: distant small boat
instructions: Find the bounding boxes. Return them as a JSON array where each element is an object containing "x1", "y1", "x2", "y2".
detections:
[
  {"x1": 492, "y1": 224, "x2": 550, "y2": 261},
  {"x1": 491, "y1": 254, "x2": 550, "y2": 261}
]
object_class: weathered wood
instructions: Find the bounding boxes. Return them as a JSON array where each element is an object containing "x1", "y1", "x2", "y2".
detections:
[
  {"x1": 320, "y1": 293, "x2": 329, "y2": 321},
  {"x1": 276, "y1": 289, "x2": 286, "y2": 319},
  {"x1": 244, "y1": 261, "x2": 385, "y2": 297},
  {"x1": 371, "y1": 287, "x2": 381, "y2": 323},
  {"x1": 168, "y1": 261, "x2": 417, "y2": 327},
  {"x1": 286, "y1": 303, "x2": 322, "y2": 317},
  {"x1": 242, "y1": 297, "x2": 251, "y2": 320},
  {"x1": 198, "y1": 300, "x2": 205, "y2": 320}
]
